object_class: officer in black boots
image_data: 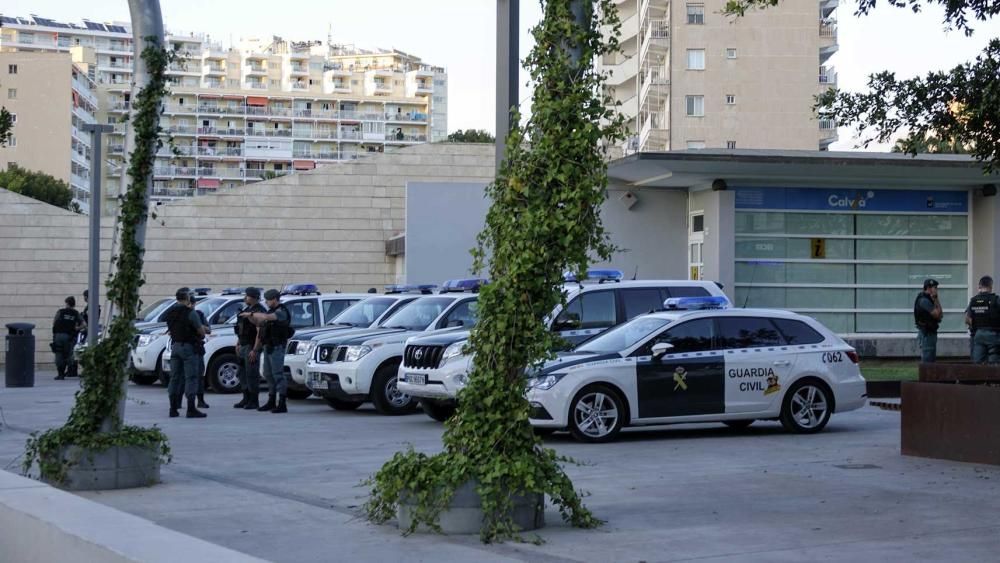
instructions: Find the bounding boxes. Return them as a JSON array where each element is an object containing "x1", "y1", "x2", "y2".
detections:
[
  {"x1": 234, "y1": 287, "x2": 266, "y2": 409},
  {"x1": 966, "y1": 275, "x2": 1000, "y2": 364},
  {"x1": 51, "y1": 296, "x2": 83, "y2": 380},
  {"x1": 240, "y1": 288, "x2": 293, "y2": 413},
  {"x1": 165, "y1": 288, "x2": 209, "y2": 418}
]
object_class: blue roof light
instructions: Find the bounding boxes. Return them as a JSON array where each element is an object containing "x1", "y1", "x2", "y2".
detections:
[
  {"x1": 281, "y1": 283, "x2": 320, "y2": 295},
  {"x1": 440, "y1": 278, "x2": 487, "y2": 293},
  {"x1": 564, "y1": 269, "x2": 625, "y2": 283},
  {"x1": 385, "y1": 284, "x2": 439, "y2": 295},
  {"x1": 663, "y1": 296, "x2": 730, "y2": 310}
]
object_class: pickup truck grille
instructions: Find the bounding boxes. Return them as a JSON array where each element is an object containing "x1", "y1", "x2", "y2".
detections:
[
  {"x1": 316, "y1": 345, "x2": 347, "y2": 363},
  {"x1": 403, "y1": 344, "x2": 444, "y2": 370}
]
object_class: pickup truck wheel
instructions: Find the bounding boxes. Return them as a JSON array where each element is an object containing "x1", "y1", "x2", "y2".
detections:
[
  {"x1": 419, "y1": 399, "x2": 455, "y2": 422},
  {"x1": 371, "y1": 364, "x2": 417, "y2": 415},
  {"x1": 208, "y1": 353, "x2": 242, "y2": 394},
  {"x1": 324, "y1": 397, "x2": 364, "y2": 411}
]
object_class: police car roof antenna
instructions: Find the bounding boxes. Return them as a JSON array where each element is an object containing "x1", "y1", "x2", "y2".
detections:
[
  {"x1": 632, "y1": 265, "x2": 638, "y2": 281},
  {"x1": 741, "y1": 260, "x2": 758, "y2": 308}
]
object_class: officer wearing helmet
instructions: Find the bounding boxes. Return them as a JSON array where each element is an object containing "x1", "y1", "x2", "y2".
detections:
[
  {"x1": 966, "y1": 275, "x2": 1000, "y2": 364},
  {"x1": 165, "y1": 287, "x2": 209, "y2": 418},
  {"x1": 240, "y1": 288, "x2": 293, "y2": 413},
  {"x1": 233, "y1": 287, "x2": 267, "y2": 409}
]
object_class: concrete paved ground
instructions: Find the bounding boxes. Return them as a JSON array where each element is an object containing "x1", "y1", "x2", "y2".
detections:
[{"x1": 2, "y1": 374, "x2": 999, "y2": 562}]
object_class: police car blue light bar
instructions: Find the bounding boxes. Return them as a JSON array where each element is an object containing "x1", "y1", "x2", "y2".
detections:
[
  {"x1": 281, "y1": 283, "x2": 320, "y2": 296},
  {"x1": 439, "y1": 278, "x2": 488, "y2": 293},
  {"x1": 191, "y1": 287, "x2": 212, "y2": 296},
  {"x1": 663, "y1": 296, "x2": 730, "y2": 310},
  {"x1": 385, "y1": 284, "x2": 439, "y2": 295},
  {"x1": 563, "y1": 269, "x2": 625, "y2": 283}
]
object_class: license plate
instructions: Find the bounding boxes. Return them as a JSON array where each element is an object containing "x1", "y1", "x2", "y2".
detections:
[
  {"x1": 405, "y1": 373, "x2": 427, "y2": 385},
  {"x1": 308, "y1": 372, "x2": 328, "y2": 390}
]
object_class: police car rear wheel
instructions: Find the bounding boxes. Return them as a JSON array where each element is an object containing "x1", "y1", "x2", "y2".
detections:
[
  {"x1": 419, "y1": 399, "x2": 456, "y2": 422},
  {"x1": 208, "y1": 353, "x2": 242, "y2": 394},
  {"x1": 372, "y1": 364, "x2": 417, "y2": 415},
  {"x1": 780, "y1": 380, "x2": 832, "y2": 434},
  {"x1": 569, "y1": 385, "x2": 625, "y2": 443}
]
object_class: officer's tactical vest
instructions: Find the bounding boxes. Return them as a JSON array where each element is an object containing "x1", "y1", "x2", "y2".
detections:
[
  {"x1": 968, "y1": 292, "x2": 1000, "y2": 330},
  {"x1": 165, "y1": 304, "x2": 198, "y2": 344},
  {"x1": 235, "y1": 303, "x2": 266, "y2": 344},
  {"x1": 913, "y1": 292, "x2": 940, "y2": 332},
  {"x1": 53, "y1": 308, "x2": 80, "y2": 335},
  {"x1": 262, "y1": 304, "x2": 294, "y2": 347}
]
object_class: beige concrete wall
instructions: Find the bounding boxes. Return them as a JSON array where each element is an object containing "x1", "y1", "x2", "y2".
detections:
[
  {"x1": 0, "y1": 143, "x2": 494, "y2": 368},
  {"x1": 0, "y1": 52, "x2": 73, "y2": 182}
]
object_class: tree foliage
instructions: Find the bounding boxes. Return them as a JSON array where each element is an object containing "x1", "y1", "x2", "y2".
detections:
[
  {"x1": 892, "y1": 132, "x2": 970, "y2": 154},
  {"x1": 446, "y1": 129, "x2": 496, "y2": 143},
  {"x1": 0, "y1": 164, "x2": 76, "y2": 211},
  {"x1": 725, "y1": 0, "x2": 1000, "y2": 172},
  {"x1": 365, "y1": 0, "x2": 626, "y2": 543},
  {"x1": 0, "y1": 107, "x2": 12, "y2": 146}
]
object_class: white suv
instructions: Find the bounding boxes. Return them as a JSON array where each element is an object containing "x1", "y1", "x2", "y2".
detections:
[
  {"x1": 305, "y1": 290, "x2": 480, "y2": 414},
  {"x1": 398, "y1": 277, "x2": 730, "y2": 421}
]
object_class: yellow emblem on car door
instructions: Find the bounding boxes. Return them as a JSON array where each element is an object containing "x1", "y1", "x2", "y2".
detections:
[{"x1": 673, "y1": 366, "x2": 688, "y2": 391}]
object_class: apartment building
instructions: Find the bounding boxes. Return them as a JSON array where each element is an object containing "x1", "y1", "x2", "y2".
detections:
[
  {"x1": 603, "y1": 0, "x2": 839, "y2": 153},
  {"x1": 0, "y1": 14, "x2": 448, "y2": 209},
  {"x1": 0, "y1": 48, "x2": 98, "y2": 213}
]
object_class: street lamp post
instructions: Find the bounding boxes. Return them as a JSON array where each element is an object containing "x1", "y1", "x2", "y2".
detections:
[
  {"x1": 81, "y1": 123, "x2": 114, "y2": 349},
  {"x1": 496, "y1": 0, "x2": 519, "y2": 172}
]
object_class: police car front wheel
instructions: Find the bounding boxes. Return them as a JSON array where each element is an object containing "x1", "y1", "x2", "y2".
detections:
[
  {"x1": 780, "y1": 379, "x2": 833, "y2": 434},
  {"x1": 568, "y1": 384, "x2": 626, "y2": 443}
]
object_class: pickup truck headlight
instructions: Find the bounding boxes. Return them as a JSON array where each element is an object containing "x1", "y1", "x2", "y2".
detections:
[
  {"x1": 296, "y1": 341, "x2": 316, "y2": 355},
  {"x1": 526, "y1": 373, "x2": 565, "y2": 391},
  {"x1": 136, "y1": 334, "x2": 156, "y2": 348},
  {"x1": 441, "y1": 340, "x2": 467, "y2": 363},
  {"x1": 344, "y1": 345, "x2": 372, "y2": 363}
]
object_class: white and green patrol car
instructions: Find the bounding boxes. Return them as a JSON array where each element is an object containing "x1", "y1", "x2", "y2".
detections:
[{"x1": 525, "y1": 297, "x2": 867, "y2": 442}]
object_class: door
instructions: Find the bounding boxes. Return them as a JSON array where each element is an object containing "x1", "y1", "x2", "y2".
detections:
[
  {"x1": 551, "y1": 290, "x2": 617, "y2": 348},
  {"x1": 689, "y1": 213, "x2": 705, "y2": 281},
  {"x1": 714, "y1": 316, "x2": 796, "y2": 413},
  {"x1": 284, "y1": 299, "x2": 320, "y2": 328},
  {"x1": 632, "y1": 318, "x2": 724, "y2": 418},
  {"x1": 321, "y1": 298, "x2": 359, "y2": 325},
  {"x1": 436, "y1": 299, "x2": 479, "y2": 329}
]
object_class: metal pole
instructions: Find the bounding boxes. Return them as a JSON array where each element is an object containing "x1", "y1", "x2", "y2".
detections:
[
  {"x1": 82, "y1": 124, "x2": 113, "y2": 349},
  {"x1": 496, "y1": 0, "x2": 519, "y2": 172}
]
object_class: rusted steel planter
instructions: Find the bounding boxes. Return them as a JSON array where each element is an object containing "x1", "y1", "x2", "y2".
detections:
[{"x1": 901, "y1": 363, "x2": 1000, "y2": 466}]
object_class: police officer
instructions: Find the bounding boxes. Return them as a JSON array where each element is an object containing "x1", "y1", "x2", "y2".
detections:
[
  {"x1": 966, "y1": 276, "x2": 1000, "y2": 364},
  {"x1": 240, "y1": 288, "x2": 293, "y2": 414},
  {"x1": 233, "y1": 287, "x2": 266, "y2": 409},
  {"x1": 81, "y1": 289, "x2": 99, "y2": 342},
  {"x1": 164, "y1": 288, "x2": 209, "y2": 418},
  {"x1": 51, "y1": 296, "x2": 83, "y2": 380},
  {"x1": 191, "y1": 303, "x2": 211, "y2": 409},
  {"x1": 913, "y1": 278, "x2": 943, "y2": 363}
]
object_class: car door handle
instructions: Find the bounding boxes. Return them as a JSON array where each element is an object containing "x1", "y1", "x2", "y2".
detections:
[{"x1": 773, "y1": 360, "x2": 791, "y2": 367}]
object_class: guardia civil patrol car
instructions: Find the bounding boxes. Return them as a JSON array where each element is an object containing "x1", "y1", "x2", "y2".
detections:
[
  {"x1": 525, "y1": 296, "x2": 867, "y2": 442},
  {"x1": 397, "y1": 273, "x2": 730, "y2": 421}
]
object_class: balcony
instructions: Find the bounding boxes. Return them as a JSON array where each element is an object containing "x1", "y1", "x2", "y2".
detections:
[
  {"x1": 198, "y1": 127, "x2": 246, "y2": 137},
  {"x1": 160, "y1": 145, "x2": 199, "y2": 157},
  {"x1": 244, "y1": 63, "x2": 267, "y2": 75},
  {"x1": 102, "y1": 60, "x2": 131, "y2": 70},
  {"x1": 163, "y1": 104, "x2": 198, "y2": 115},
  {"x1": 245, "y1": 169, "x2": 292, "y2": 179},
  {"x1": 199, "y1": 104, "x2": 247, "y2": 115},
  {"x1": 293, "y1": 149, "x2": 341, "y2": 160},
  {"x1": 386, "y1": 111, "x2": 429, "y2": 123},
  {"x1": 245, "y1": 82, "x2": 268, "y2": 90},
  {"x1": 197, "y1": 167, "x2": 244, "y2": 178},
  {"x1": 198, "y1": 146, "x2": 244, "y2": 157},
  {"x1": 329, "y1": 81, "x2": 352, "y2": 94},
  {"x1": 385, "y1": 132, "x2": 428, "y2": 143},
  {"x1": 604, "y1": 55, "x2": 637, "y2": 87},
  {"x1": 108, "y1": 144, "x2": 126, "y2": 155},
  {"x1": 204, "y1": 63, "x2": 226, "y2": 75},
  {"x1": 339, "y1": 130, "x2": 363, "y2": 141},
  {"x1": 152, "y1": 186, "x2": 195, "y2": 198},
  {"x1": 819, "y1": 21, "x2": 837, "y2": 39},
  {"x1": 819, "y1": 66, "x2": 837, "y2": 86},
  {"x1": 165, "y1": 125, "x2": 198, "y2": 136},
  {"x1": 154, "y1": 166, "x2": 198, "y2": 177},
  {"x1": 202, "y1": 79, "x2": 226, "y2": 89},
  {"x1": 246, "y1": 128, "x2": 292, "y2": 138},
  {"x1": 290, "y1": 82, "x2": 309, "y2": 91},
  {"x1": 289, "y1": 64, "x2": 309, "y2": 75}
]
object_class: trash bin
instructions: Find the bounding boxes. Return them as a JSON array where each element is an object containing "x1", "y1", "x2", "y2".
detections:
[{"x1": 5, "y1": 323, "x2": 35, "y2": 388}]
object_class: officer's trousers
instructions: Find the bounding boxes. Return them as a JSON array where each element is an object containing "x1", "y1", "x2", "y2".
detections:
[
  {"x1": 239, "y1": 344, "x2": 260, "y2": 394},
  {"x1": 52, "y1": 333, "x2": 75, "y2": 376},
  {"x1": 168, "y1": 343, "x2": 199, "y2": 397},
  {"x1": 917, "y1": 329, "x2": 937, "y2": 363},
  {"x1": 262, "y1": 346, "x2": 287, "y2": 396},
  {"x1": 972, "y1": 328, "x2": 1000, "y2": 364}
]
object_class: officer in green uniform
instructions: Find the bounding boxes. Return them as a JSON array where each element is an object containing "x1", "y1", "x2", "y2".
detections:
[
  {"x1": 966, "y1": 275, "x2": 1000, "y2": 364},
  {"x1": 234, "y1": 287, "x2": 267, "y2": 409},
  {"x1": 240, "y1": 289, "x2": 293, "y2": 413},
  {"x1": 913, "y1": 279, "x2": 943, "y2": 363},
  {"x1": 165, "y1": 288, "x2": 209, "y2": 418},
  {"x1": 51, "y1": 296, "x2": 83, "y2": 380}
]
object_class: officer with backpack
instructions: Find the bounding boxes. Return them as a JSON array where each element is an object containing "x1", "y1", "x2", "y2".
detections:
[
  {"x1": 240, "y1": 288, "x2": 294, "y2": 413},
  {"x1": 966, "y1": 275, "x2": 1000, "y2": 364},
  {"x1": 913, "y1": 279, "x2": 943, "y2": 363},
  {"x1": 51, "y1": 296, "x2": 83, "y2": 380},
  {"x1": 165, "y1": 288, "x2": 209, "y2": 418}
]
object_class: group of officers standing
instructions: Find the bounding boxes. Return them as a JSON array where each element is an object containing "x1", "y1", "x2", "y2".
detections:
[
  {"x1": 49, "y1": 290, "x2": 96, "y2": 380},
  {"x1": 163, "y1": 286, "x2": 293, "y2": 418},
  {"x1": 914, "y1": 275, "x2": 1000, "y2": 363}
]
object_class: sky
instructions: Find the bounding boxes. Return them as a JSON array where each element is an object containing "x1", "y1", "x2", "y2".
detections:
[{"x1": 5, "y1": 0, "x2": 1000, "y2": 151}]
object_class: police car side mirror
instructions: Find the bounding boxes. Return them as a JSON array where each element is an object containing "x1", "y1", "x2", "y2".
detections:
[{"x1": 651, "y1": 342, "x2": 673, "y2": 358}]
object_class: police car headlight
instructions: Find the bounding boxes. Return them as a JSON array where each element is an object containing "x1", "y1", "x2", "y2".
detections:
[
  {"x1": 454, "y1": 372, "x2": 469, "y2": 387},
  {"x1": 296, "y1": 341, "x2": 316, "y2": 355},
  {"x1": 442, "y1": 340, "x2": 468, "y2": 363},
  {"x1": 136, "y1": 334, "x2": 156, "y2": 348},
  {"x1": 344, "y1": 345, "x2": 372, "y2": 363},
  {"x1": 526, "y1": 374, "x2": 565, "y2": 391}
]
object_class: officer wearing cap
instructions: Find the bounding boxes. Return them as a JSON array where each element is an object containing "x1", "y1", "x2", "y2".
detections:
[
  {"x1": 913, "y1": 278, "x2": 943, "y2": 363},
  {"x1": 51, "y1": 296, "x2": 83, "y2": 380},
  {"x1": 965, "y1": 276, "x2": 1000, "y2": 364},
  {"x1": 233, "y1": 287, "x2": 267, "y2": 409},
  {"x1": 165, "y1": 287, "x2": 209, "y2": 418},
  {"x1": 240, "y1": 288, "x2": 293, "y2": 413}
]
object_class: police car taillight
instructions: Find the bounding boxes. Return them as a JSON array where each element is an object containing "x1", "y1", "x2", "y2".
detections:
[
  {"x1": 846, "y1": 350, "x2": 860, "y2": 364},
  {"x1": 564, "y1": 269, "x2": 624, "y2": 284},
  {"x1": 440, "y1": 278, "x2": 487, "y2": 293},
  {"x1": 663, "y1": 296, "x2": 730, "y2": 310}
]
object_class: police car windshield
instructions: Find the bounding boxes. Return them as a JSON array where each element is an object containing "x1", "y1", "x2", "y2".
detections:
[
  {"x1": 331, "y1": 297, "x2": 395, "y2": 327},
  {"x1": 138, "y1": 298, "x2": 172, "y2": 321},
  {"x1": 574, "y1": 317, "x2": 672, "y2": 354},
  {"x1": 195, "y1": 298, "x2": 226, "y2": 316},
  {"x1": 379, "y1": 297, "x2": 453, "y2": 331}
]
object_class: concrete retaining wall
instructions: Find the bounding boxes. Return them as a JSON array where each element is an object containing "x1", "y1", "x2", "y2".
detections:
[{"x1": 0, "y1": 469, "x2": 266, "y2": 562}]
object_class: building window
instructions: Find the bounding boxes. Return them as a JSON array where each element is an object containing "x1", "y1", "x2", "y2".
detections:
[
  {"x1": 434, "y1": 79, "x2": 445, "y2": 86},
  {"x1": 726, "y1": 48, "x2": 737, "y2": 59},
  {"x1": 9, "y1": 113, "x2": 15, "y2": 124},
  {"x1": 7, "y1": 88, "x2": 15, "y2": 99},
  {"x1": 692, "y1": 214, "x2": 705, "y2": 233},
  {"x1": 726, "y1": 94, "x2": 736, "y2": 105},
  {"x1": 7, "y1": 136, "x2": 15, "y2": 147},
  {"x1": 685, "y1": 95, "x2": 705, "y2": 117},
  {"x1": 7, "y1": 64, "x2": 17, "y2": 74},
  {"x1": 687, "y1": 4, "x2": 705, "y2": 24},
  {"x1": 686, "y1": 141, "x2": 706, "y2": 149},
  {"x1": 727, "y1": 140, "x2": 737, "y2": 149},
  {"x1": 686, "y1": 49, "x2": 706, "y2": 70}
]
